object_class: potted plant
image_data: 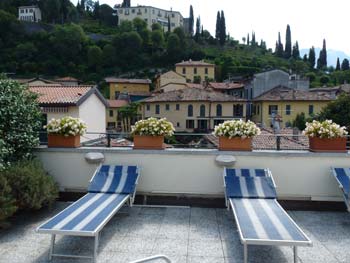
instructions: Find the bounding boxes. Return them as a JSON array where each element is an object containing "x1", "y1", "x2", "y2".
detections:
[
  {"x1": 213, "y1": 120, "x2": 261, "y2": 151},
  {"x1": 303, "y1": 120, "x2": 348, "y2": 152},
  {"x1": 131, "y1": 117, "x2": 175, "y2": 150},
  {"x1": 45, "y1": 117, "x2": 87, "y2": 148}
]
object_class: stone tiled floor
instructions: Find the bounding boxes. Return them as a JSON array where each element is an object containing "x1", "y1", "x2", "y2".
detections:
[{"x1": 1, "y1": 203, "x2": 350, "y2": 263}]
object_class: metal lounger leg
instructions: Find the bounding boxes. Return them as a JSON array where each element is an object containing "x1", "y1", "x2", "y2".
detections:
[
  {"x1": 49, "y1": 234, "x2": 56, "y2": 261},
  {"x1": 294, "y1": 246, "x2": 298, "y2": 263},
  {"x1": 244, "y1": 244, "x2": 248, "y2": 263},
  {"x1": 93, "y1": 234, "x2": 99, "y2": 263}
]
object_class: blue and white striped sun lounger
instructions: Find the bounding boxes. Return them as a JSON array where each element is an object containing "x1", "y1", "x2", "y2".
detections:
[
  {"x1": 331, "y1": 167, "x2": 350, "y2": 211},
  {"x1": 37, "y1": 165, "x2": 140, "y2": 262},
  {"x1": 223, "y1": 168, "x2": 312, "y2": 263}
]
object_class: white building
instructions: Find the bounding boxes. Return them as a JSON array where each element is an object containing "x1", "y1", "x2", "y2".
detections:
[
  {"x1": 18, "y1": 6, "x2": 42, "y2": 23},
  {"x1": 30, "y1": 85, "x2": 108, "y2": 142},
  {"x1": 116, "y1": 6, "x2": 183, "y2": 31}
]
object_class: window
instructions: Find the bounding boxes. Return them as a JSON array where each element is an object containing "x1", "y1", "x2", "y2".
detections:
[
  {"x1": 176, "y1": 104, "x2": 180, "y2": 111},
  {"x1": 205, "y1": 68, "x2": 208, "y2": 74},
  {"x1": 182, "y1": 67, "x2": 186, "y2": 74},
  {"x1": 186, "y1": 120, "x2": 195, "y2": 129},
  {"x1": 144, "y1": 18, "x2": 148, "y2": 22},
  {"x1": 146, "y1": 104, "x2": 150, "y2": 111},
  {"x1": 109, "y1": 110, "x2": 114, "y2": 117},
  {"x1": 176, "y1": 122, "x2": 180, "y2": 127},
  {"x1": 194, "y1": 68, "x2": 197, "y2": 74},
  {"x1": 268, "y1": 105, "x2": 278, "y2": 115},
  {"x1": 188, "y1": 104, "x2": 193, "y2": 117},
  {"x1": 233, "y1": 104, "x2": 244, "y2": 117},
  {"x1": 309, "y1": 105, "x2": 314, "y2": 115},
  {"x1": 214, "y1": 119, "x2": 224, "y2": 126},
  {"x1": 114, "y1": 91, "x2": 120, "y2": 99},
  {"x1": 152, "y1": 9, "x2": 155, "y2": 14},
  {"x1": 257, "y1": 105, "x2": 260, "y2": 115},
  {"x1": 286, "y1": 105, "x2": 291, "y2": 115},
  {"x1": 145, "y1": 8, "x2": 147, "y2": 13},
  {"x1": 155, "y1": 105, "x2": 160, "y2": 114},
  {"x1": 29, "y1": 9, "x2": 33, "y2": 13},
  {"x1": 119, "y1": 9, "x2": 123, "y2": 14},
  {"x1": 200, "y1": 105, "x2": 206, "y2": 117},
  {"x1": 107, "y1": 122, "x2": 116, "y2": 129},
  {"x1": 131, "y1": 9, "x2": 135, "y2": 13},
  {"x1": 216, "y1": 104, "x2": 222, "y2": 117},
  {"x1": 165, "y1": 104, "x2": 170, "y2": 111},
  {"x1": 20, "y1": 9, "x2": 24, "y2": 13},
  {"x1": 171, "y1": 23, "x2": 175, "y2": 27},
  {"x1": 172, "y1": 13, "x2": 175, "y2": 18}
]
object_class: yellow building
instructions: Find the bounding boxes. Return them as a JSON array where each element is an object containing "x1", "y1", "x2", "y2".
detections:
[
  {"x1": 154, "y1": 70, "x2": 186, "y2": 90},
  {"x1": 141, "y1": 87, "x2": 246, "y2": 132},
  {"x1": 175, "y1": 60, "x2": 215, "y2": 83},
  {"x1": 252, "y1": 86, "x2": 333, "y2": 128},
  {"x1": 105, "y1": 78, "x2": 151, "y2": 100},
  {"x1": 106, "y1": 99, "x2": 129, "y2": 130}
]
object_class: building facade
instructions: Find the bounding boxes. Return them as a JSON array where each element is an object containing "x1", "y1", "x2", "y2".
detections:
[
  {"x1": 141, "y1": 88, "x2": 246, "y2": 132},
  {"x1": 105, "y1": 78, "x2": 151, "y2": 101},
  {"x1": 251, "y1": 86, "x2": 333, "y2": 128},
  {"x1": 175, "y1": 60, "x2": 215, "y2": 83},
  {"x1": 106, "y1": 99, "x2": 129, "y2": 130},
  {"x1": 29, "y1": 85, "x2": 107, "y2": 141},
  {"x1": 18, "y1": 6, "x2": 41, "y2": 22},
  {"x1": 116, "y1": 6, "x2": 183, "y2": 32},
  {"x1": 155, "y1": 70, "x2": 186, "y2": 90}
]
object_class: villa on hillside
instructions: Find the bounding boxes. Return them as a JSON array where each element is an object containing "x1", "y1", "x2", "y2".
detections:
[
  {"x1": 18, "y1": 6, "x2": 41, "y2": 22},
  {"x1": 175, "y1": 60, "x2": 215, "y2": 83}
]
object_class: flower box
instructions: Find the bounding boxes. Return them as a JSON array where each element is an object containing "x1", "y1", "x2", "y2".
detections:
[
  {"x1": 219, "y1": 137, "x2": 252, "y2": 151},
  {"x1": 48, "y1": 134, "x2": 80, "y2": 148},
  {"x1": 133, "y1": 135, "x2": 164, "y2": 150},
  {"x1": 309, "y1": 137, "x2": 347, "y2": 153}
]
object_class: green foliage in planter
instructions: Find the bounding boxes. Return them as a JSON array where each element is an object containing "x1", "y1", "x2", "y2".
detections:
[
  {"x1": 0, "y1": 174, "x2": 17, "y2": 224},
  {"x1": 0, "y1": 76, "x2": 42, "y2": 166},
  {"x1": 1, "y1": 160, "x2": 59, "y2": 210}
]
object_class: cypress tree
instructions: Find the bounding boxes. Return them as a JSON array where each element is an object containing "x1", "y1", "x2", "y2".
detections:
[
  {"x1": 189, "y1": 5, "x2": 194, "y2": 36},
  {"x1": 215, "y1": 11, "x2": 220, "y2": 40},
  {"x1": 201, "y1": 25, "x2": 204, "y2": 37},
  {"x1": 292, "y1": 41, "x2": 300, "y2": 59},
  {"x1": 317, "y1": 39, "x2": 327, "y2": 69},
  {"x1": 308, "y1": 46, "x2": 316, "y2": 68},
  {"x1": 303, "y1": 54, "x2": 308, "y2": 62},
  {"x1": 195, "y1": 16, "x2": 200, "y2": 41},
  {"x1": 251, "y1": 31, "x2": 256, "y2": 46},
  {"x1": 284, "y1": 24, "x2": 292, "y2": 58},
  {"x1": 336, "y1": 58, "x2": 341, "y2": 71},
  {"x1": 247, "y1": 33, "x2": 250, "y2": 46},
  {"x1": 275, "y1": 32, "x2": 284, "y2": 57},
  {"x1": 219, "y1": 10, "x2": 226, "y2": 45},
  {"x1": 341, "y1": 58, "x2": 350, "y2": 71},
  {"x1": 167, "y1": 16, "x2": 171, "y2": 32}
]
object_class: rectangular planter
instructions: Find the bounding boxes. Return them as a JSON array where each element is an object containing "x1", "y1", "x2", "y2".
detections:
[
  {"x1": 48, "y1": 134, "x2": 80, "y2": 148},
  {"x1": 219, "y1": 137, "x2": 252, "y2": 151},
  {"x1": 133, "y1": 135, "x2": 165, "y2": 150},
  {"x1": 309, "y1": 137, "x2": 347, "y2": 153}
]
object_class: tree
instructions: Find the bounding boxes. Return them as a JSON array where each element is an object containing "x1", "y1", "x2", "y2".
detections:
[
  {"x1": 317, "y1": 39, "x2": 327, "y2": 69},
  {"x1": 0, "y1": 77, "x2": 42, "y2": 166},
  {"x1": 93, "y1": 0, "x2": 100, "y2": 20},
  {"x1": 292, "y1": 41, "x2": 300, "y2": 59},
  {"x1": 151, "y1": 30, "x2": 164, "y2": 50},
  {"x1": 189, "y1": 5, "x2": 194, "y2": 36},
  {"x1": 219, "y1": 11, "x2": 226, "y2": 45},
  {"x1": 151, "y1": 23, "x2": 162, "y2": 31},
  {"x1": 275, "y1": 32, "x2": 284, "y2": 57},
  {"x1": 320, "y1": 75, "x2": 330, "y2": 85},
  {"x1": 118, "y1": 102, "x2": 140, "y2": 132},
  {"x1": 251, "y1": 31, "x2": 256, "y2": 46},
  {"x1": 166, "y1": 33, "x2": 181, "y2": 61},
  {"x1": 308, "y1": 46, "x2": 316, "y2": 68},
  {"x1": 45, "y1": 0, "x2": 61, "y2": 23},
  {"x1": 87, "y1": 45, "x2": 102, "y2": 70},
  {"x1": 98, "y1": 4, "x2": 118, "y2": 26},
  {"x1": 195, "y1": 16, "x2": 201, "y2": 41},
  {"x1": 247, "y1": 33, "x2": 250, "y2": 45},
  {"x1": 215, "y1": 11, "x2": 220, "y2": 40},
  {"x1": 319, "y1": 94, "x2": 350, "y2": 128},
  {"x1": 303, "y1": 54, "x2": 308, "y2": 62},
  {"x1": 293, "y1": 112, "x2": 307, "y2": 130},
  {"x1": 167, "y1": 16, "x2": 171, "y2": 32},
  {"x1": 121, "y1": 0, "x2": 130, "y2": 8},
  {"x1": 336, "y1": 57, "x2": 341, "y2": 71},
  {"x1": 341, "y1": 58, "x2": 350, "y2": 71},
  {"x1": 102, "y1": 44, "x2": 116, "y2": 66},
  {"x1": 284, "y1": 24, "x2": 292, "y2": 58}
]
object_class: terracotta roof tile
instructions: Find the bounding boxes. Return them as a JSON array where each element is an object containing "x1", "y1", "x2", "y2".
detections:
[
  {"x1": 209, "y1": 82, "x2": 244, "y2": 90},
  {"x1": 143, "y1": 87, "x2": 246, "y2": 103},
  {"x1": 254, "y1": 86, "x2": 333, "y2": 101},
  {"x1": 107, "y1": 99, "x2": 129, "y2": 108},
  {"x1": 104, "y1": 78, "x2": 151, "y2": 84},
  {"x1": 29, "y1": 85, "x2": 94, "y2": 105},
  {"x1": 55, "y1": 76, "x2": 79, "y2": 82}
]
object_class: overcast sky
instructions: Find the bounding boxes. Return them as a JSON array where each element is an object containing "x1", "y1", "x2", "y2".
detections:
[{"x1": 74, "y1": 0, "x2": 350, "y2": 54}]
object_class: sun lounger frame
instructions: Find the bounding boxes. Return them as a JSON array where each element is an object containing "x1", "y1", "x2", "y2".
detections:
[
  {"x1": 331, "y1": 167, "x2": 350, "y2": 212},
  {"x1": 36, "y1": 165, "x2": 140, "y2": 263}
]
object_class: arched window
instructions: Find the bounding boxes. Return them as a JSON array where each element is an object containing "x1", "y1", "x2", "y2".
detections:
[
  {"x1": 188, "y1": 104, "x2": 193, "y2": 117},
  {"x1": 200, "y1": 104, "x2": 206, "y2": 117},
  {"x1": 216, "y1": 104, "x2": 222, "y2": 117}
]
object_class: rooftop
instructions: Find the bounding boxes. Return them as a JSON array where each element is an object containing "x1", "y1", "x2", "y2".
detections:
[
  {"x1": 209, "y1": 82, "x2": 245, "y2": 90},
  {"x1": 105, "y1": 78, "x2": 151, "y2": 84},
  {"x1": 175, "y1": 60, "x2": 215, "y2": 67},
  {"x1": 1, "y1": 204, "x2": 349, "y2": 263},
  {"x1": 254, "y1": 86, "x2": 334, "y2": 101},
  {"x1": 143, "y1": 87, "x2": 246, "y2": 103},
  {"x1": 107, "y1": 99, "x2": 129, "y2": 108}
]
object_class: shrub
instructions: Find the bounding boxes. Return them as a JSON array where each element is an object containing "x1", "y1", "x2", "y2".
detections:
[
  {"x1": 1, "y1": 160, "x2": 58, "y2": 210},
  {"x1": 0, "y1": 175, "x2": 17, "y2": 224},
  {"x1": 45, "y1": 116, "x2": 87, "y2": 136},
  {"x1": 0, "y1": 76, "x2": 42, "y2": 166},
  {"x1": 303, "y1": 120, "x2": 348, "y2": 139},
  {"x1": 131, "y1": 117, "x2": 175, "y2": 137}
]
